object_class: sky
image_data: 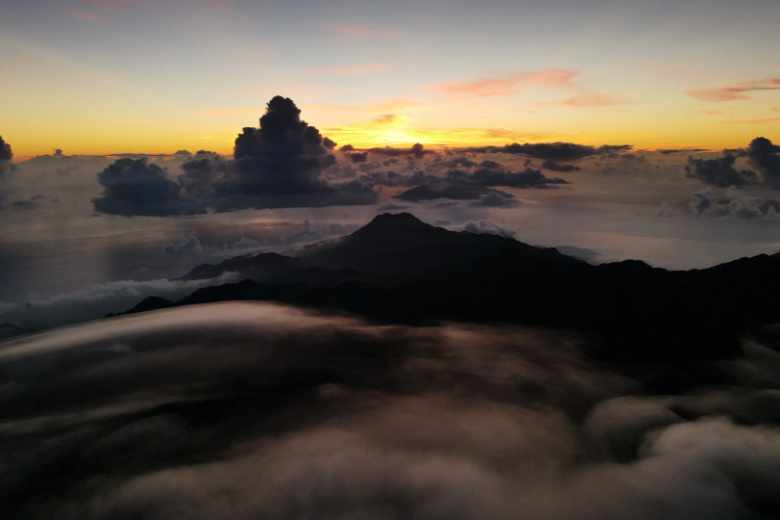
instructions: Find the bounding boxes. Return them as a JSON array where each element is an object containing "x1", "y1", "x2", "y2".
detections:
[{"x1": 2, "y1": 0, "x2": 780, "y2": 158}]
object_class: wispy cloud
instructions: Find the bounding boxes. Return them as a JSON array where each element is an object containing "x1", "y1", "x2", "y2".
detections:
[
  {"x1": 688, "y1": 78, "x2": 780, "y2": 102},
  {"x1": 431, "y1": 69, "x2": 577, "y2": 97},
  {"x1": 729, "y1": 116, "x2": 780, "y2": 125},
  {"x1": 557, "y1": 92, "x2": 624, "y2": 108}
]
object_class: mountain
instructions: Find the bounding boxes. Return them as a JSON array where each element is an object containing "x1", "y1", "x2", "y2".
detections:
[{"x1": 124, "y1": 213, "x2": 780, "y2": 361}]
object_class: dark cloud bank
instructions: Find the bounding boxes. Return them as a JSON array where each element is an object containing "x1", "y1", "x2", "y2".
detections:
[
  {"x1": 686, "y1": 137, "x2": 780, "y2": 189},
  {"x1": 93, "y1": 97, "x2": 377, "y2": 216},
  {"x1": 2, "y1": 302, "x2": 780, "y2": 518},
  {"x1": 88, "y1": 97, "x2": 650, "y2": 217}
]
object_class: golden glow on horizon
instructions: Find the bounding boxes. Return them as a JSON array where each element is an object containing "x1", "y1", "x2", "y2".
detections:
[{"x1": 5, "y1": 101, "x2": 780, "y2": 160}]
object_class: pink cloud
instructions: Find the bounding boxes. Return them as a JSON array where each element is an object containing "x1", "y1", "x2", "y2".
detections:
[
  {"x1": 557, "y1": 92, "x2": 623, "y2": 108},
  {"x1": 431, "y1": 69, "x2": 577, "y2": 97},
  {"x1": 688, "y1": 78, "x2": 780, "y2": 102}
]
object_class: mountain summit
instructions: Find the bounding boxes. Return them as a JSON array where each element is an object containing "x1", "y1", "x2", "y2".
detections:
[{"x1": 140, "y1": 213, "x2": 780, "y2": 361}]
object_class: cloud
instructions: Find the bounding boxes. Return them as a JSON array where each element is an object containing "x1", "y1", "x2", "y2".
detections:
[
  {"x1": 470, "y1": 142, "x2": 631, "y2": 161},
  {"x1": 3, "y1": 303, "x2": 780, "y2": 518},
  {"x1": 747, "y1": 136, "x2": 780, "y2": 188},
  {"x1": 446, "y1": 167, "x2": 568, "y2": 188},
  {"x1": 542, "y1": 160, "x2": 580, "y2": 172},
  {"x1": 396, "y1": 180, "x2": 516, "y2": 206},
  {"x1": 557, "y1": 92, "x2": 623, "y2": 108},
  {"x1": 360, "y1": 170, "x2": 438, "y2": 188},
  {"x1": 685, "y1": 153, "x2": 758, "y2": 188},
  {"x1": 688, "y1": 77, "x2": 780, "y2": 102},
  {"x1": 432, "y1": 69, "x2": 577, "y2": 97},
  {"x1": 0, "y1": 135, "x2": 11, "y2": 162},
  {"x1": 463, "y1": 221, "x2": 516, "y2": 238},
  {"x1": 683, "y1": 137, "x2": 780, "y2": 189},
  {"x1": 0, "y1": 273, "x2": 239, "y2": 330},
  {"x1": 346, "y1": 152, "x2": 368, "y2": 163},
  {"x1": 213, "y1": 96, "x2": 378, "y2": 209},
  {"x1": 93, "y1": 158, "x2": 200, "y2": 216},
  {"x1": 365, "y1": 143, "x2": 431, "y2": 158},
  {"x1": 91, "y1": 97, "x2": 378, "y2": 216},
  {"x1": 661, "y1": 188, "x2": 780, "y2": 220}
]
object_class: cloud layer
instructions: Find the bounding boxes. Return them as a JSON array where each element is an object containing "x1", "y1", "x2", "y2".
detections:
[{"x1": 2, "y1": 302, "x2": 780, "y2": 518}]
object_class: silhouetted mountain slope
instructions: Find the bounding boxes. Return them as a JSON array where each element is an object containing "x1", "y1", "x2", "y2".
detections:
[
  {"x1": 180, "y1": 252, "x2": 302, "y2": 281},
  {"x1": 301, "y1": 212, "x2": 587, "y2": 277},
  {"x1": 122, "y1": 213, "x2": 780, "y2": 361}
]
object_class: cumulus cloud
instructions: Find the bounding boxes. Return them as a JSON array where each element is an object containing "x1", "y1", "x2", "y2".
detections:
[
  {"x1": 0, "y1": 135, "x2": 11, "y2": 163},
  {"x1": 2, "y1": 303, "x2": 780, "y2": 519},
  {"x1": 89, "y1": 98, "x2": 378, "y2": 216},
  {"x1": 747, "y1": 136, "x2": 780, "y2": 188},
  {"x1": 662, "y1": 188, "x2": 780, "y2": 220},
  {"x1": 93, "y1": 158, "x2": 201, "y2": 216},
  {"x1": 0, "y1": 135, "x2": 12, "y2": 177},
  {"x1": 685, "y1": 153, "x2": 758, "y2": 188},
  {"x1": 684, "y1": 137, "x2": 780, "y2": 189},
  {"x1": 463, "y1": 221, "x2": 516, "y2": 238}
]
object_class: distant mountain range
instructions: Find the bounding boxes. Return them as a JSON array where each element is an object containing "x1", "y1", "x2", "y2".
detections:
[{"x1": 121, "y1": 213, "x2": 780, "y2": 360}]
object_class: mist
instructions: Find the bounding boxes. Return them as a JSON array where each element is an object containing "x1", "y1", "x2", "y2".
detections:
[{"x1": 2, "y1": 302, "x2": 780, "y2": 518}]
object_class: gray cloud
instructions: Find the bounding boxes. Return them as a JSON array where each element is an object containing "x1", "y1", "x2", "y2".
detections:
[
  {"x1": 686, "y1": 154, "x2": 758, "y2": 188},
  {"x1": 91, "y1": 98, "x2": 377, "y2": 217},
  {"x1": 747, "y1": 137, "x2": 780, "y2": 188},
  {"x1": 2, "y1": 303, "x2": 780, "y2": 518},
  {"x1": 93, "y1": 158, "x2": 202, "y2": 216},
  {"x1": 469, "y1": 142, "x2": 632, "y2": 161},
  {"x1": 396, "y1": 180, "x2": 517, "y2": 206}
]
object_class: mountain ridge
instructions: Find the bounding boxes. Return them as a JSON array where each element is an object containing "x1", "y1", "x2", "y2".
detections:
[{"x1": 123, "y1": 212, "x2": 780, "y2": 361}]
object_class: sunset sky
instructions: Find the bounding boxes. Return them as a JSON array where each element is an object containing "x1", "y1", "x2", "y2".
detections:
[{"x1": 2, "y1": 0, "x2": 780, "y2": 158}]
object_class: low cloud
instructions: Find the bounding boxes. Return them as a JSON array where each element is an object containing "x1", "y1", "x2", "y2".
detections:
[
  {"x1": 684, "y1": 137, "x2": 780, "y2": 189},
  {"x1": 542, "y1": 160, "x2": 580, "y2": 172},
  {"x1": 446, "y1": 167, "x2": 567, "y2": 188},
  {"x1": 469, "y1": 142, "x2": 631, "y2": 161},
  {"x1": 93, "y1": 158, "x2": 200, "y2": 216},
  {"x1": 0, "y1": 135, "x2": 12, "y2": 176},
  {"x1": 0, "y1": 273, "x2": 239, "y2": 330},
  {"x1": 91, "y1": 97, "x2": 378, "y2": 216},
  {"x1": 396, "y1": 180, "x2": 517, "y2": 206},
  {"x1": 2, "y1": 303, "x2": 780, "y2": 518},
  {"x1": 688, "y1": 77, "x2": 780, "y2": 102},
  {"x1": 747, "y1": 137, "x2": 780, "y2": 188},
  {"x1": 662, "y1": 188, "x2": 780, "y2": 220},
  {"x1": 432, "y1": 69, "x2": 577, "y2": 97},
  {"x1": 685, "y1": 154, "x2": 758, "y2": 188}
]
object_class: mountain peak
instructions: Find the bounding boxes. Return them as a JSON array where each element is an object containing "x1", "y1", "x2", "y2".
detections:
[
  {"x1": 366, "y1": 212, "x2": 428, "y2": 227},
  {"x1": 352, "y1": 212, "x2": 435, "y2": 238}
]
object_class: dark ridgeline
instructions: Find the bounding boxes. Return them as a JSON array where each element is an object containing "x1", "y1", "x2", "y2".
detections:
[{"x1": 124, "y1": 213, "x2": 780, "y2": 361}]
